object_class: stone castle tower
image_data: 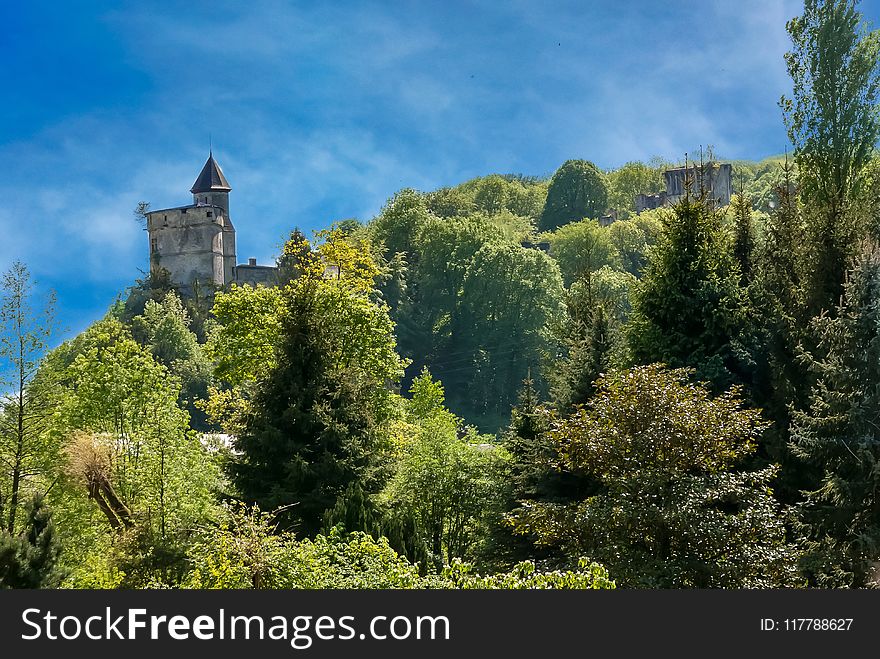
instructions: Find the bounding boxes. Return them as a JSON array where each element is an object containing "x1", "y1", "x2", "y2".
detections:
[{"x1": 146, "y1": 152, "x2": 276, "y2": 292}]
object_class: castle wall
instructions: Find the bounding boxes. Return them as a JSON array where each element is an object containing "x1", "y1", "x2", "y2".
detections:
[
  {"x1": 663, "y1": 163, "x2": 732, "y2": 207},
  {"x1": 147, "y1": 205, "x2": 233, "y2": 289},
  {"x1": 234, "y1": 264, "x2": 277, "y2": 287}
]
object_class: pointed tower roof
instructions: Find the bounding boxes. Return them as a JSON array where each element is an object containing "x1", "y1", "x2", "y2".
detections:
[{"x1": 191, "y1": 152, "x2": 231, "y2": 193}]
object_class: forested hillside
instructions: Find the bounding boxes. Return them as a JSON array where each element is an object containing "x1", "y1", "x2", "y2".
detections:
[{"x1": 2, "y1": 0, "x2": 880, "y2": 590}]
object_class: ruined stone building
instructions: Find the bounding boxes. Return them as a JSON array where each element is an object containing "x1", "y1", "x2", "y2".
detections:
[
  {"x1": 634, "y1": 161, "x2": 733, "y2": 213},
  {"x1": 663, "y1": 161, "x2": 732, "y2": 207},
  {"x1": 146, "y1": 153, "x2": 277, "y2": 293}
]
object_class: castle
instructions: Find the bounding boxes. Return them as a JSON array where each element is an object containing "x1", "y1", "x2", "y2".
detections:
[
  {"x1": 635, "y1": 162, "x2": 733, "y2": 213},
  {"x1": 146, "y1": 153, "x2": 277, "y2": 292}
]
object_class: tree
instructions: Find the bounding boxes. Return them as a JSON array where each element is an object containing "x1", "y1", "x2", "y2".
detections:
[
  {"x1": 742, "y1": 161, "x2": 812, "y2": 498},
  {"x1": 781, "y1": 0, "x2": 880, "y2": 313},
  {"x1": 607, "y1": 218, "x2": 654, "y2": 277},
  {"x1": 540, "y1": 160, "x2": 608, "y2": 231},
  {"x1": 627, "y1": 197, "x2": 744, "y2": 389},
  {"x1": 547, "y1": 219, "x2": 619, "y2": 287},
  {"x1": 510, "y1": 365, "x2": 800, "y2": 588},
  {"x1": 132, "y1": 292, "x2": 213, "y2": 429},
  {"x1": 382, "y1": 411, "x2": 507, "y2": 565},
  {"x1": 731, "y1": 193, "x2": 756, "y2": 285},
  {"x1": 606, "y1": 160, "x2": 665, "y2": 216},
  {"x1": 133, "y1": 201, "x2": 151, "y2": 228},
  {"x1": 0, "y1": 262, "x2": 58, "y2": 534},
  {"x1": 231, "y1": 233, "x2": 404, "y2": 536},
  {"x1": 446, "y1": 242, "x2": 565, "y2": 427},
  {"x1": 207, "y1": 285, "x2": 286, "y2": 387},
  {"x1": 0, "y1": 494, "x2": 64, "y2": 588},
  {"x1": 55, "y1": 318, "x2": 221, "y2": 542},
  {"x1": 552, "y1": 305, "x2": 612, "y2": 413},
  {"x1": 426, "y1": 175, "x2": 547, "y2": 222},
  {"x1": 791, "y1": 241, "x2": 880, "y2": 586},
  {"x1": 370, "y1": 189, "x2": 434, "y2": 259}
]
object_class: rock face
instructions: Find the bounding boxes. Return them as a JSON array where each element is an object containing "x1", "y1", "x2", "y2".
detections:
[{"x1": 146, "y1": 153, "x2": 277, "y2": 293}]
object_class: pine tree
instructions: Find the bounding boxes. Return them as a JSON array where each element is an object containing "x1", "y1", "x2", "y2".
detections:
[
  {"x1": 231, "y1": 252, "x2": 385, "y2": 536},
  {"x1": 627, "y1": 192, "x2": 743, "y2": 389},
  {"x1": 791, "y1": 240, "x2": 880, "y2": 586},
  {"x1": 553, "y1": 306, "x2": 611, "y2": 413},
  {"x1": 231, "y1": 288, "x2": 380, "y2": 536},
  {"x1": 742, "y1": 161, "x2": 813, "y2": 500},
  {"x1": 731, "y1": 192, "x2": 755, "y2": 286},
  {"x1": 0, "y1": 494, "x2": 64, "y2": 588}
]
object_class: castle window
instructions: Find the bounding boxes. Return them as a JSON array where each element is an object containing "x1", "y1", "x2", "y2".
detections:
[
  {"x1": 150, "y1": 238, "x2": 158, "y2": 253},
  {"x1": 206, "y1": 211, "x2": 212, "y2": 217}
]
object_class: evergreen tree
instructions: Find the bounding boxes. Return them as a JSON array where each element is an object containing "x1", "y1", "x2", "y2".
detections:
[
  {"x1": 554, "y1": 306, "x2": 611, "y2": 413},
  {"x1": 627, "y1": 194, "x2": 743, "y2": 389},
  {"x1": 0, "y1": 494, "x2": 64, "y2": 588},
  {"x1": 231, "y1": 284, "x2": 381, "y2": 536},
  {"x1": 231, "y1": 234, "x2": 399, "y2": 537},
  {"x1": 741, "y1": 162, "x2": 813, "y2": 499},
  {"x1": 731, "y1": 192, "x2": 756, "y2": 286},
  {"x1": 791, "y1": 241, "x2": 880, "y2": 586}
]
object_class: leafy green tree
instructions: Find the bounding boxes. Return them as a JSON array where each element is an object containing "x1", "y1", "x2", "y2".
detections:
[
  {"x1": 0, "y1": 494, "x2": 64, "y2": 588},
  {"x1": 382, "y1": 411, "x2": 507, "y2": 565},
  {"x1": 608, "y1": 218, "x2": 652, "y2": 277},
  {"x1": 606, "y1": 160, "x2": 665, "y2": 216},
  {"x1": 370, "y1": 189, "x2": 434, "y2": 259},
  {"x1": 446, "y1": 243, "x2": 565, "y2": 427},
  {"x1": 132, "y1": 292, "x2": 212, "y2": 429},
  {"x1": 510, "y1": 365, "x2": 800, "y2": 588},
  {"x1": 426, "y1": 175, "x2": 547, "y2": 222},
  {"x1": 782, "y1": 0, "x2": 880, "y2": 313},
  {"x1": 413, "y1": 215, "x2": 506, "y2": 332},
  {"x1": 791, "y1": 241, "x2": 880, "y2": 586},
  {"x1": 547, "y1": 219, "x2": 619, "y2": 286},
  {"x1": 540, "y1": 160, "x2": 609, "y2": 231},
  {"x1": 207, "y1": 284, "x2": 286, "y2": 387},
  {"x1": 0, "y1": 262, "x2": 59, "y2": 534},
  {"x1": 55, "y1": 318, "x2": 221, "y2": 546},
  {"x1": 745, "y1": 162, "x2": 788, "y2": 214},
  {"x1": 628, "y1": 197, "x2": 744, "y2": 388}
]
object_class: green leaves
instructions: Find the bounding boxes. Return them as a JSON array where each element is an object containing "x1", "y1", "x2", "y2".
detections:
[
  {"x1": 382, "y1": 412, "x2": 507, "y2": 565},
  {"x1": 540, "y1": 160, "x2": 609, "y2": 231},
  {"x1": 510, "y1": 365, "x2": 798, "y2": 588},
  {"x1": 782, "y1": 0, "x2": 880, "y2": 314},
  {"x1": 547, "y1": 218, "x2": 619, "y2": 286}
]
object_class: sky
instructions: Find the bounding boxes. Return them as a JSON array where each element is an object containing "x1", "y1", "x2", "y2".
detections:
[{"x1": 1, "y1": 0, "x2": 878, "y2": 340}]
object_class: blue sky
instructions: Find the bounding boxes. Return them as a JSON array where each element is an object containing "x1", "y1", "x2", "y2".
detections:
[{"x1": 2, "y1": 0, "x2": 877, "y2": 340}]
